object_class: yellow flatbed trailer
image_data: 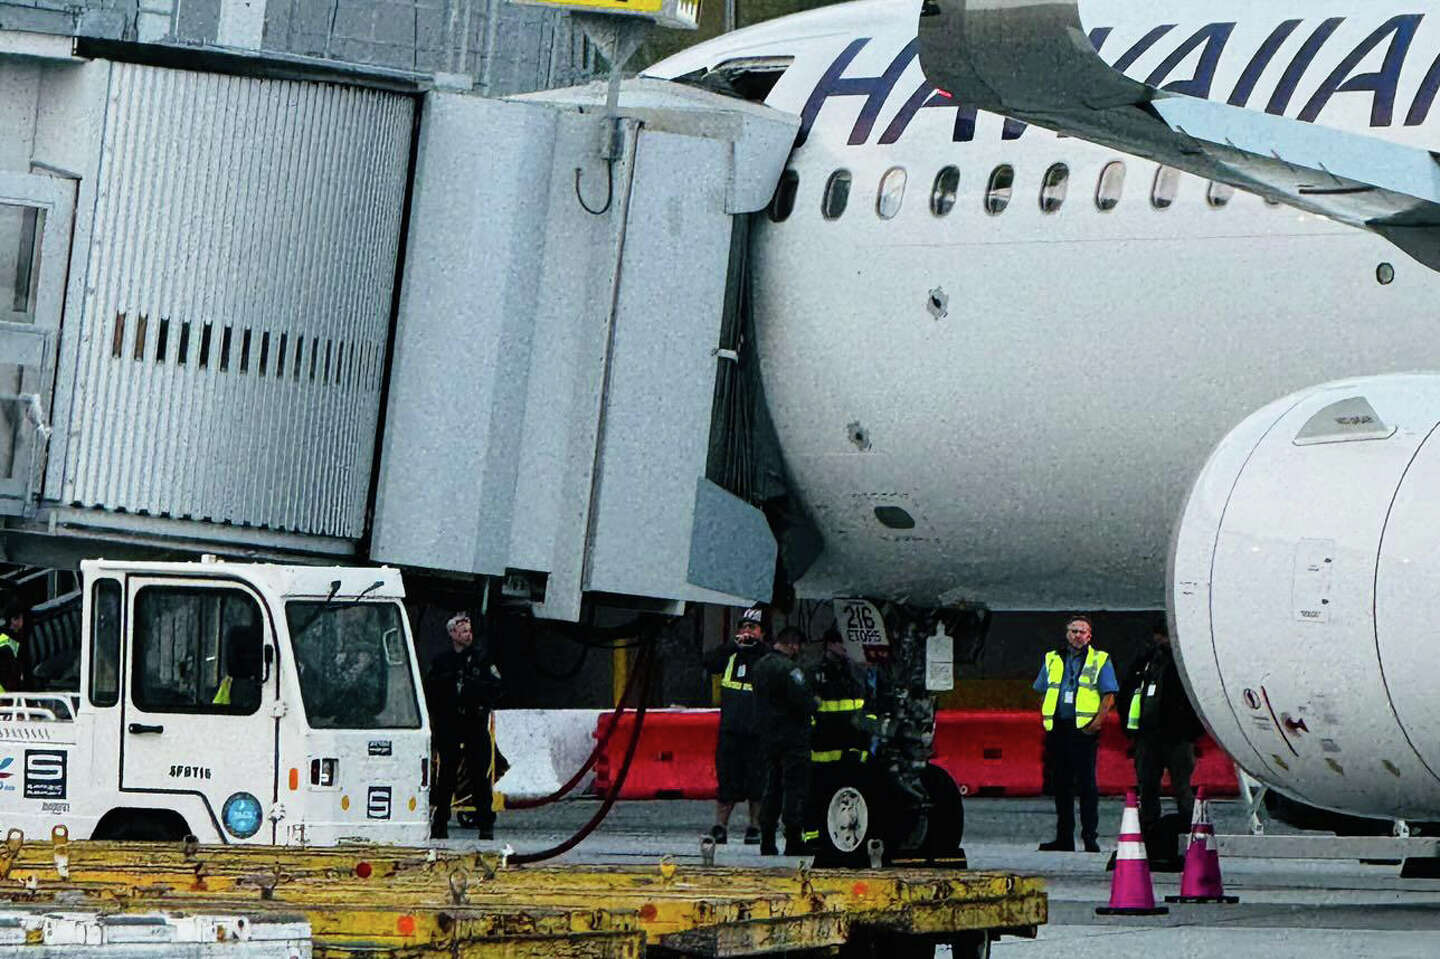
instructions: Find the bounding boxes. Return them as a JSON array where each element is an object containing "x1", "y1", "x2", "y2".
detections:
[{"x1": 0, "y1": 832, "x2": 1045, "y2": 957}]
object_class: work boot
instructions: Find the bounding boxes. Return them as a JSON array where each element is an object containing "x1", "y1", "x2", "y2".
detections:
[
  {"x1": 1037, "y1": 838, "x2": 1074, "y2": 852},
  {"x1": 709, "y1": 824, "x2": 728, "y2": 845},
  {"x1": 431, "y1": 815, "x2": 449, "y2": 840},
  {"x1": 782, "y1": 830, "x2": 805, "y2": 856},
  {"x1": 1143, "y1": 818, "x2": 1180, "y2": 868},
  {"x1": 477, "y1": 824, "x2": 495, "y2": 841},
  {"x1": 1083, "y1": 839, "x2": 1101, "y2": 853},
  {"x1": 743, "y1": 826, "x2": 762, "y2": 845},
  {"x1": 759, "y1": 832, "x2": 778, "y2": 856}
]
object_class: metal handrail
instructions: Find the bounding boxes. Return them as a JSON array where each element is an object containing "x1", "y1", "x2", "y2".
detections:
[{"x1": 0, "y1": 693, "x2": 76, "y2": 722}]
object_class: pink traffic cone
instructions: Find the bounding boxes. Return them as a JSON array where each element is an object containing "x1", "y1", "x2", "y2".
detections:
[
  {"x1": 1166, "y1": 788, "x2": 1239, "y2": 903},
  {"x1": 1096, "y1": 790, "x2": 1169, "y2": 916}
]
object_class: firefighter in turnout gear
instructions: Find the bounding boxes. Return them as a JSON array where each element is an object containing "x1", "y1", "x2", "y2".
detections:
[
  {"x1": 754, "y1": 626, "x2": 820, "y2": 856},
  {"x1": 704, "y1": 605, "x2": 770, "y2": 844},
  {"x1": 1120, "y1": 619, "x2": 1204, "y2": 868},
  {"x1": 810, "y1": 628, "x2": 871, "y2": 767},
  {"x1": 1033, "y1": 615, "x2": 1117, "y2": 852}
]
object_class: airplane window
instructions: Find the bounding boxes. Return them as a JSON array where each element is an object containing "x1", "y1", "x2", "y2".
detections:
[
  {"x1": 1095, "y1": 161, "x2": 1126, "y2": 211},
  {"x1": 1207, "y1": 182, "x2": 1235, "y2": 209},
  {"x1": 1040, "y1": 163, "x2": 1069, "y2": 213},
  {"x1": 877, "y1": 167, "x2": 907, "y2": 219},
  {"x1": 985, "y1": 165, "x2": 1014, "y2": 215},
  {"x1": 1151, "y1": 166, "x2": 1180, "y2": 210},
  {"x1": 768, "y1": 169, "x2": 799, "y2": 222},
  {"x1": 823, "y1": 170, "x2": 852, "y2": 220},
  {"x1": 930, "y1": 166, "x2": 959, "y2": 216}
]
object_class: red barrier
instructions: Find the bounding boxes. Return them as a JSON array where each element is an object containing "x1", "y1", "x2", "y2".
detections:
[
  {"x1": 593, "y1": 709, "x2": 720, "y2": 799},
  {"x1": 931, "y1": 710, "x2": 1045, "y2": 797},
  {"x1": 593, "y1": 709, "x2": 1238, "y2": 800},
  {"x1": 935, "y1": 711, "x2": 1237, "y2": 798}
]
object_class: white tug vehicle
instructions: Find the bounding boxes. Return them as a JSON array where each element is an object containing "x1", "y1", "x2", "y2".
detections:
[{"x1": 0, "y1": 558, "x2": 430, "y2": 845}]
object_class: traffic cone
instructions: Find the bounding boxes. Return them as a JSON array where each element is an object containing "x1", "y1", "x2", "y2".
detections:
[
  {"x1": 1166, "y1": 788, "x2": 1239, "y2": 904},
  {"x1": 1096, "y1": 790, "x2": 1169, "y2": 916}
]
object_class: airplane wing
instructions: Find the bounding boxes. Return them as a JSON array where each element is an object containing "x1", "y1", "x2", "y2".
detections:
[{"x1": 916, "y1": 0, "x2": 1440, "y2": 271}]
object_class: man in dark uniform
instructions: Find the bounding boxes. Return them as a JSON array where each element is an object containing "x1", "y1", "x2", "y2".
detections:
[
  {"x1": 1121, "y1": 619, "x2": 1205, "y2": 868},
  {"x1": 0, "y1": 600, "x2": 27, "y2": 695},
  {"x1": 704, "y1": 605, "x2": 769, "y2": 844},
  {"x1": 425, "y1": 611, "x2": 503, "y2": 840},
  {"x1": 754, "y1": 625, "x2": 819, "y2": 856}
]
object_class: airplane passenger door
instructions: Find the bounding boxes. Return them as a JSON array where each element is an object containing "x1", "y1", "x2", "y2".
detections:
[
  {"x1": 0, "y1": 173, "x2": 73, "y2": 515},
  {"x1": 121, "y1": 577, "x2": 280, "y2": 843}
]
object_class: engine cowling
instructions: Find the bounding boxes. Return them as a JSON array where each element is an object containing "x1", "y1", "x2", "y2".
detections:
[{"x1": 1171, "y1": 373, "x2": 1440, "y2": 820}]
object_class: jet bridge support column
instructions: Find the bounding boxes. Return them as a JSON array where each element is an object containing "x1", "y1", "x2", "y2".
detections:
[{"x1": 371, "y1": 79, "x2": 798, "y2": 620}]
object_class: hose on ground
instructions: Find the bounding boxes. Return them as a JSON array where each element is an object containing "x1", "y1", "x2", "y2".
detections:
[
  {"x1": 508, "y1": 645, "x2": 656, "y2": 865},
  {"x1": 504, "y1": 640, "x2": 651, "y2": 810}
]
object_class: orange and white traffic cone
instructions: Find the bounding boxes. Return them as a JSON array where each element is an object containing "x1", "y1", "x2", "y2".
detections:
[
  {"x1": 1096, "y1": 790, "x2": 1169, "y2": 916},
  {"x1": 1166, "y1": 788, "x2": 1239, "y2": 904}
]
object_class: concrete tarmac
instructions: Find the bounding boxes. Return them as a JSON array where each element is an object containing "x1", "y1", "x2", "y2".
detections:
[{"x1": 447, "y1": 796, "x2": 1440, "y2": 957}]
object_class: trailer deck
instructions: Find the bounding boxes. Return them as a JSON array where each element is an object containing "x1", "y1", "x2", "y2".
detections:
[{"x1": 0, "y1": 832, "x2": 1044, "y2": 957}]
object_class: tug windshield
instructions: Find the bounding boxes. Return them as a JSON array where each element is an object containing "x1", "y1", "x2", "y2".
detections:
[{"x1": 286, "y1": 601, "x2": 421, "y2": 729}]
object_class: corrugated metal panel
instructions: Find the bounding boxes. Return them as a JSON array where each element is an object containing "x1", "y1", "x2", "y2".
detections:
[{"x1": 62, "y1": 63, "x2": 412, "y2": 539}]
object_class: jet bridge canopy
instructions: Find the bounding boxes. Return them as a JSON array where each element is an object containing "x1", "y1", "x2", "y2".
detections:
[{"x1": 369, "y1": 79, "x2": 798, "y2": 619}]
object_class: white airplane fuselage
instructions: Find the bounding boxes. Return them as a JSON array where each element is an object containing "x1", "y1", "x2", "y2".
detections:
[{"x1": 648, "y1": 0, "x2": 1440, "y2": 610}]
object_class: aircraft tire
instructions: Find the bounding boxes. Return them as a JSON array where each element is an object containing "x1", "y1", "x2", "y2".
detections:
[
  {"x1": 916, "y1": 763, "x2": 965, "y2": 859},
  {"x1": 811, "y1": 767, "x2": 886, "y2": 867}
]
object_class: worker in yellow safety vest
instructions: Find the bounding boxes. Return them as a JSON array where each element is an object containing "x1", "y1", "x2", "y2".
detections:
[
  {"x1": 0, "y1": 600, "x2": 27, "y2": 695},
  {"x1": 703, "y1": 605, "x2": 770, "y2": 845},
  {"x1": 1119, "y1": 619, "x2": 1204, "y2": 869},
  {"x1": 1032, "y1": 615, "x2": 1117, "y2": 853}
]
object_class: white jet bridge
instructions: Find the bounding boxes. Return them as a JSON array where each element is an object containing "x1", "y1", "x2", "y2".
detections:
[{"x1": 0, "y1": 39, "x2": 797, "y2": 619}]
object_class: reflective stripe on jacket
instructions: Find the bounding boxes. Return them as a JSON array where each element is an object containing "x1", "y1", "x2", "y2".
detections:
[
  {"x1": 811, "y1": 656, "x2": 870, "y2": 763},
  {"x1": 720, "y1": 653, "x2": 753, "y2": 692},
  {"x1": 716, "y1": 647, "x2": 764, "y2": 736},
  {"x1": 1041, "y1": 646, "x2": 1110, "y2": 731},
  {"x1": 810, "y1": 697, "x2": 872, "y2": 764}
]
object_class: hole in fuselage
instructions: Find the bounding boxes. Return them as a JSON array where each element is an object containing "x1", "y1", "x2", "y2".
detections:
[{"x1": 874, "y1": 506, "x2": 915, "y2": 530}]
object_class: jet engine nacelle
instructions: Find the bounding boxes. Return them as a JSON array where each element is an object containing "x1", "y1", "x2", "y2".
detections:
[{"x1": 1172, "y1": 373, "x2": 1440, "y2": 821}]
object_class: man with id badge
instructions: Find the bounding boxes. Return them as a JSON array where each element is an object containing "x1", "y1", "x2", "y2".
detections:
[
  {"x1": 1121, "y1": 619, "x2": 1204, "y2": 868},
  {"x1": 1034, "y1": 615, "x2": 1117, "y2": 852}
]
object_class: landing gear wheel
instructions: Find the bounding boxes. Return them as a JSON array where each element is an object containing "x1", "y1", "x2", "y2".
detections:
[
  {"x1": 814, "y1": 781, "x2": 882, "y2": 867},
  {"x1": 457, "y1": 810, "x2": 477, "y2": 830},
  {"x1": 828, "y1": 786, "x2": 869, "y2": 854},
  {"x1": 917, "y1": 765, "x2": 964, "y2": 859}
]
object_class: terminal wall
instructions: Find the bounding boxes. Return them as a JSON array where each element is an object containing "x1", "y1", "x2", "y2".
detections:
[
  {"x1": 1, "y1": 56, "x2": 416, "y2": 545},
  {"x1": 0, "y1": 0, "x2": 594, "y2": 95}
]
